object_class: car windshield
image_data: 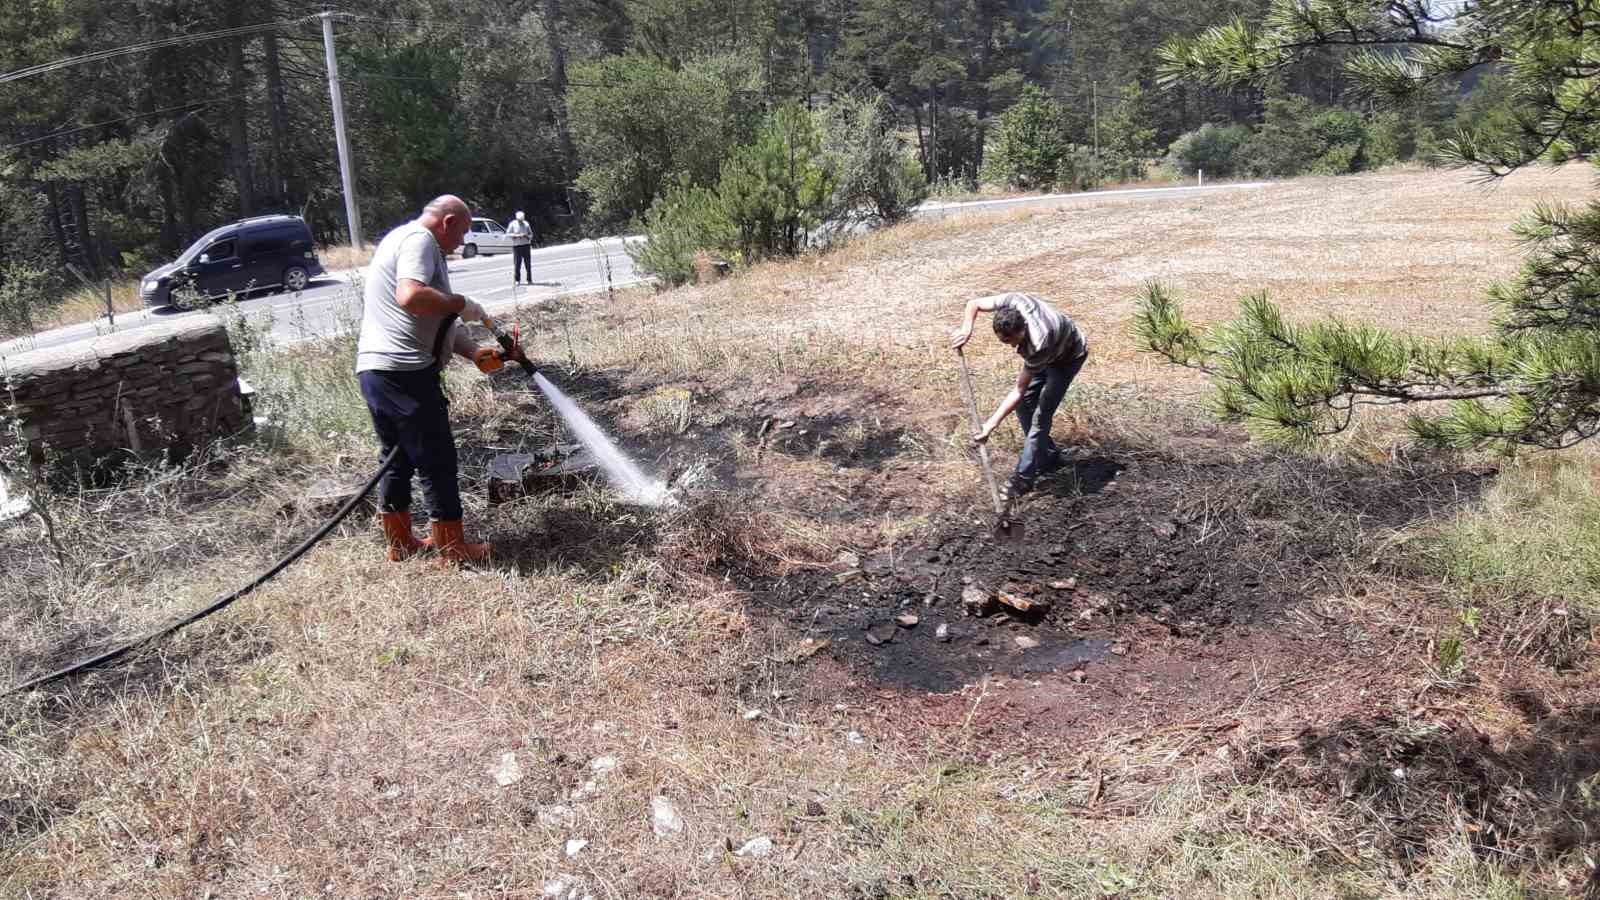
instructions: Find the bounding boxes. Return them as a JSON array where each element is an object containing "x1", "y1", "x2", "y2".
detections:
[{"x1": 176, "y1": 225, "x2": 233, "y2": 266}]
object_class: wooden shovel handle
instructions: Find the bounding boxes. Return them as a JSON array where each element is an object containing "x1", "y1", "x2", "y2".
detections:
[{"x1": 955, "y1": 347, "x2": 1005, "y2": 515}]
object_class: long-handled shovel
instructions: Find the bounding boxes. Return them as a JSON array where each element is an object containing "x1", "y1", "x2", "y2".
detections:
[{"x1": 955, "y1": 347, "x2": 1025, "y2": 544}]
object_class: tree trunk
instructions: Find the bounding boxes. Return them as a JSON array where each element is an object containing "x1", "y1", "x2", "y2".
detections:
[
  {"x1": 158, "y1": 163, "x2": 179, "y2": 255},
  {"x1": 44, "y1": 182, "x2": 69, "y2": 267},
  {"x1": 225, "y1": 7, "x2": 255, "y2": 218},
  {"x1": 71, "y1": 184, "x2": 100, "y2": 276},
  {"x1": 263, "y1": 31, "x2": 290, "y2": 209},
  {"x1": 911, "y1": 102, "x2": 927, "y2": 175},
  {"x1": 543, "y1": 0, "x2": 578, "y2": 182}
]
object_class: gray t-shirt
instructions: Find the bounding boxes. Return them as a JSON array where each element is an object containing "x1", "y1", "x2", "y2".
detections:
[
  {"x1": 992, "y1": 292, "x2": 1088, "y2": 372},
  {"x1": 356, "y1": 221, "x2": 455, "y2": 373}
]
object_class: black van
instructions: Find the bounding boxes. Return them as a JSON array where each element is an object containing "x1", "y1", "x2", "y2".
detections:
[{"x1": 140, "y1": 215, "x2": 326, "y2": 308}]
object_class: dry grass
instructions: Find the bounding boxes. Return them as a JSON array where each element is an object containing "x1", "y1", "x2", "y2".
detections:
[
  {"x1": 41, "y1": 278, "x2": 146, "y2": 331},
  {"x1": 2, "y1": 166, "x2": 1597, "y2": 898},
  {"x1": 317, "y1": 242, "x2": 376, "y2": 273}
]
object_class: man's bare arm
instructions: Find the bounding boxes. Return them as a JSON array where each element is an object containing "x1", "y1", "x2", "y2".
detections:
[{"x1": 396, "y1": 278, "x2": 467, "y2": 317}]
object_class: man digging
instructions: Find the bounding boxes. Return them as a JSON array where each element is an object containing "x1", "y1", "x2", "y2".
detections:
[{"x1": 950, "y1": 291, "x2": 1090, "y2": 500}]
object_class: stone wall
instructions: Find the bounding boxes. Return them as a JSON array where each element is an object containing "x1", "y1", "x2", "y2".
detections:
[{"x1": 1, "y1": 318, "x2": 249, "y2": 465}]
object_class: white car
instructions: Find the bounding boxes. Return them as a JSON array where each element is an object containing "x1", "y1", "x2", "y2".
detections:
[{"x1": 461, "y1": 217, "x2": 515, "y2": 258}]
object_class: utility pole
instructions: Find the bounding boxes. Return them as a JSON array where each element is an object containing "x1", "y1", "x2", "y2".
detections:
[{"x1": 320, "y1": 11, "x2": 362, "y2": 248}]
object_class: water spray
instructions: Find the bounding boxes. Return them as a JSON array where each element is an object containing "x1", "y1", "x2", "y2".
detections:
[{"x1": 482, "y1": 316, "x2": 672, "y2": 507}]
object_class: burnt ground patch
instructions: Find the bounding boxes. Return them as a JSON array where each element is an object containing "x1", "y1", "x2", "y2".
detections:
[{"x1": 742, "y1": 433, "x2": 1495, "y2": 694}]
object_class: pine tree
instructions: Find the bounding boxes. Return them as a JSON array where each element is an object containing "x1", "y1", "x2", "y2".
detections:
[{"x1": 1134, "y1": 1, "x2": 1600, "y2": 452}]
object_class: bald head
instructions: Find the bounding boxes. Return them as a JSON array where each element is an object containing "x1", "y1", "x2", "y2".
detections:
[{"x1": 418, "y1": 194, "x2": 472, "y2": 253}]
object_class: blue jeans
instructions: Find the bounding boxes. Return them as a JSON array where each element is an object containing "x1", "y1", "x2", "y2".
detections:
[
  {"x1": 1013, "y1": 352, "x2": 1087, "y2": 490},
  {"x1": 358, "y1": 367, "x2": 463, "y2": 521}
]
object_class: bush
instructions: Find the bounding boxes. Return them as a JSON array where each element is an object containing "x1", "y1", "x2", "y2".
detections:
[
  {"x1": 929, "y1": 108, "x2": 983, "y2": 183},
  {"x1": 627, "y1": 179, "x2": 730, "y2": 287},
  {"x1": 1165, "y1": 123, "x2": 1253, "y2": 178},
  {"x1": 1054, "y1": 146, "x2": 1103, "y2": 192},
  {"x1": 982, "y1": 84, "x2": 1070, "y2": 190},
  {"x1": 718, "y1": 104, "x2": 835, "y2": 261},
  {"x1": 569, "y1": 53, "x2": 764, "y2": 227},
  {"x1": 631, "y1": 104, "x2": 839, "y2": 284},
  {"x1": 0, "y1": 265, "x2": 55, "y2": 339},
  {"x1": 819, "y1": 94, "x2": 928, "y2": 229}
]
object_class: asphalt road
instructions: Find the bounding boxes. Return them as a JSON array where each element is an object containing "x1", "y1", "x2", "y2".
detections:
[{"x1": 2, "y1": 181, "x2": 1269, "y2": 357}]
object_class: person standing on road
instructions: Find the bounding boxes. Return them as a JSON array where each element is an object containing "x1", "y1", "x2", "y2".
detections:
[
  {"x1": 949, "y1": 291, "x2": 1089, "y2": 499},
  {"x1": 508, "y1": 210, "x2": 534, "y2": 285},
  {"x1": 357, "y1": 194, "x2": 526, "y2": 565}
]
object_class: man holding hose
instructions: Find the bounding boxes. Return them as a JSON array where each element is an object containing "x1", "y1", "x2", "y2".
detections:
[
  {"x1": 950, "y1": 292, "x2": 1089, "y2": 500},
  {"x1": 356, "y1": 194, "x2": 526, "y2": 565}
]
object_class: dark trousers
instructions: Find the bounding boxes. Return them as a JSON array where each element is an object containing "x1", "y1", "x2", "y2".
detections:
[
  {"x1": 1014, "y1": 352, "x2": 1087, "y2": 488},
  {"x1": 513, "y1": 244, "x2": 532, "y2": 283},
  {"x1": 358, "y1": 367, "x2": 463, "y2": 522}
]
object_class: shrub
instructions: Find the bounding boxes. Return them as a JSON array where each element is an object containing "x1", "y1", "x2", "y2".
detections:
[
  {"x1": 0, "y1": 265, "x2": 55, "y2": 339},
  {"x1": 1165, "y1": 123, "x2": 1253, "y2": 177},
  {"x1": 569, "y1": 53, "x2": 763, "y2": 226},
  {"x1": 1054, "y1": 146, "x2": 1103, "y2": 192},
  {"x1": 717, "y1": 104, "x2": 835, "y2": 261},
  {"x1": 982, "y1": 84, "x2": 1070, "y2": 190},
  {"x1": 628, "y1": 179, "x2": 729, "y2": 287},
  {"x1": 819, "y1": 94, "x2": 928, "y2": 229}
]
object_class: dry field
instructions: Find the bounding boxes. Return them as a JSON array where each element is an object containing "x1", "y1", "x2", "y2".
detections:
[{"x1": 3, "y1": 165, "x2": 1599, "y2": 899}]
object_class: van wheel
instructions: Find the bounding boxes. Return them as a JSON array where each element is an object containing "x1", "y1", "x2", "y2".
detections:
[
  {"x1": 462, "y1": 243, "x2": 478, "y2": 259},
  {"x1": 283, "y1": 265, "x2": 309, "y2": 292}
]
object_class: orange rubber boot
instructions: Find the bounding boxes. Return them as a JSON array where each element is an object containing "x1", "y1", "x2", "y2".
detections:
[
  {"x1": 430, "y1": 519, "x2": 491, "y2": 566},
  {"x1": 379, "y1": 511, "x2": 428, "y2": 561}
]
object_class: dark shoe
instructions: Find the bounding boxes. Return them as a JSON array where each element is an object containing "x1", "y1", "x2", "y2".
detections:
[
  {"x1": 1040, "y1": 448, "x2": 1066, "y2": 475},
  {"x1": 431, "y1": 518, "x2": 491, "y2": 566},
  {"x1": 380, "y1": 511, "x2": 428, "y2": 561},
  {"x1": 1002, "y1": 476, "x2": 1032, "y2": 502}
]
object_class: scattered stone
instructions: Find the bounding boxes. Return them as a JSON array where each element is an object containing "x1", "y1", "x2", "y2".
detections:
[
  {"x1": 835, "y1": 550, "x2": 861, "y2": 569},
  {"x1": 835, "y1": 569, "x2": 865, "y2": 585},
  {"x1": 743, "y1": 709, "x2": 763, "y2": 721},
  {"x1": 895, "y1": 613, "x2": 919, "y2": 628},
  {"x1": 565, "y1": 838, "x2": 588, "y2": 857},
  {"x1": 805, "y1": 799, "x2": 825, "y2": 817},
  {"x1": 777, "y1": 637, "x2": 830, "y2": 663},
  {"x1": 961, "y1": 586, "x2": 992, "y2": 612},
  {"x1": 864, "y1": 622, "x2": 897, "y2": 646},
  {"x1": 1110, "y1": 643, "x2": 1129, "y2": 656},
  {"x1": 736, "y1": 836, "x2": 775, "y2": 858},
  {"x1": 490, "y1": 752, "x2": 524, "y2": 787},
  {"x1": 1213, "y1": 745, "x2": 1232, "y2": 761},
  {"x1": 570, "y1": 779, "x2": 599, "y2": 801},
  {"x1": 542, "y1": 876, "x2": 579, "y2": 898},
  {"x1": 538, "y1": 805, "x2": 575, "y2": 827},
  {"x1": 1070, "y1": 671, "x2": 1087, "y2": 684},
  {"x1": 1153, "y1": 521, "x2": 1178, "y2": 540},
  {"x1": 997, "y1": 591, "x2": 1050, "y2": 614},
  {"x1": 1050, "y1": 578, "x2": 1077, "y2": 591},
  {"x1": 935, "y1": 623, "x2": 951, "y2": 642},
  {"x1": 846, "y1": 731, "x2": 866, "y2": 745},
  {"x1": 650, "y1": 796, "x2": 684, "y2": 838},
  {"x1": 777, "y1": 420, "x2": 796, "y2": 430},
  {"x1": 1014, "y1": 636, "x2": 1040, "y2": 650},
  {"x1": 589, "y1": 755, "x2": 618, "y2": 775},
  {"x1": 1077, "y1": 608, "x2": 1094, "y2": 622}
]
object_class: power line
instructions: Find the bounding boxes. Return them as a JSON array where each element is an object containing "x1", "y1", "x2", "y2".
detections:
[
  {"x1": 0, "y1": 16, "x2": 323, "y2": 85},
  {"x1": 0, "y1": 97, "x2": 245, "y2": 153}
]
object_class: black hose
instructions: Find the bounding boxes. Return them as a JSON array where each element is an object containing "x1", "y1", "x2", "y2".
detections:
[{"x1": 5, "y1": 445, "x2": 400, "y2": 696}]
